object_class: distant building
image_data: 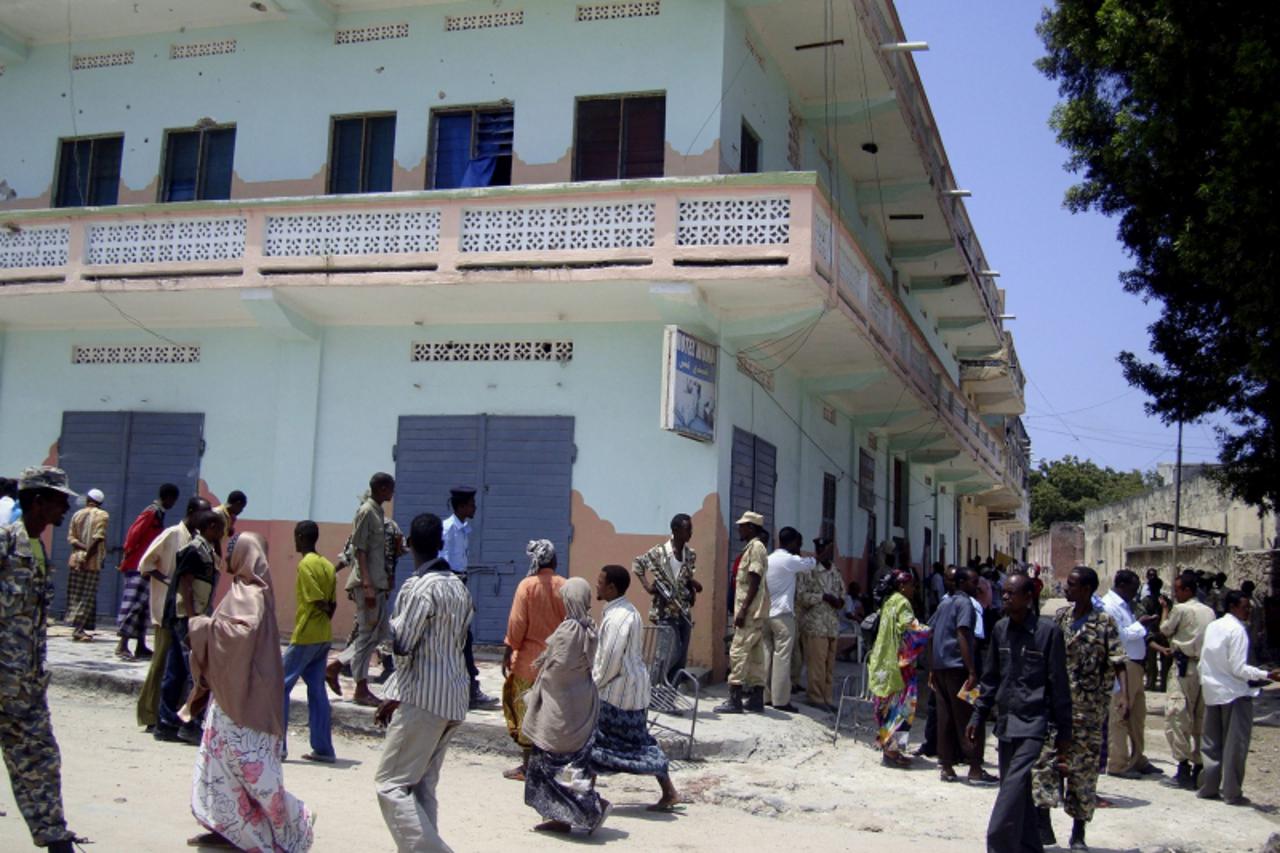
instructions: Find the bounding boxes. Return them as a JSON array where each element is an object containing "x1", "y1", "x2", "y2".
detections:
[
  {"x1": 1084, "y1": 467, "x2": 1276, "y2": 588},
  {"x1": 1028, "y1": 522, "x2": 1084, "y2": 583}
]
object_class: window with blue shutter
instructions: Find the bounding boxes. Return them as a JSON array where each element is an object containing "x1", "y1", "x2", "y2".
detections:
[{"x1": 429, "y1": 106, "x2": 514, "y2": 189}]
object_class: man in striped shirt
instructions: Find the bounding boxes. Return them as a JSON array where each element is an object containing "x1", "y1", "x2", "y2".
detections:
[
  {"x1": 373, "y1": 513, "x2": 473, "y2": 853},
  {"x1": 590, "y1": 564, "x2": 680, "y2": 811}
]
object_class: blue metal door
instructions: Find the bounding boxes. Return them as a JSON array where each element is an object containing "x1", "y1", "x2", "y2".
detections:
[
  {"x1": 393, "y1": 415, "x2": 575, "y2": 643},
  {"x1": 51, "y1": 411, "x2": 204, "y2": 618}
]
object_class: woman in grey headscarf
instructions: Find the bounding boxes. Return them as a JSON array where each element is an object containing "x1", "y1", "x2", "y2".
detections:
[
  {"x1": 501, "y1": 539, "x2": 567, "y2": 780},
  {"x1": 521, "y1": 577, "x2": 608, "y2": 834}
]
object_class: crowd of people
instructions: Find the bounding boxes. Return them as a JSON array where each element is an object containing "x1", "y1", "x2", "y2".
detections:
[{"x1": 0, "y1": 465, "x2": 1276, "y2": 853}]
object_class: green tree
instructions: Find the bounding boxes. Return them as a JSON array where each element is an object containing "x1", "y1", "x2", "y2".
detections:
[
  {"x1": 1029, "y1": 455, "x2": 1150, "y2": 534},
  {"x1": 1037, "y1": 2, "x2": 1280, "y2": 521}
]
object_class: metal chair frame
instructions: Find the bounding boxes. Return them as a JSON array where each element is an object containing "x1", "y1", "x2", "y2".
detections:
[
  {"x1": 641, "y1": 623, "x2": 701, "y2": 760},
  {"x1": 831, "y1": 632, "x2": 874, "y2": 744}
]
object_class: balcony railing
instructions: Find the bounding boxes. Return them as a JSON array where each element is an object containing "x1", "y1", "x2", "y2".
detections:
[
  {"x1": 1, "y1": 172, "x2": 1010, "y2": 480},
  {"x1": 0, "y1": 175, "x2": 810, "y2": 285}
]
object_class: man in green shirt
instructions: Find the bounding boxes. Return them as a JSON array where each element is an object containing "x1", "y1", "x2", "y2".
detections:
[{"x1": 283, "y1": 520, "x2": 338, "y2": 762}]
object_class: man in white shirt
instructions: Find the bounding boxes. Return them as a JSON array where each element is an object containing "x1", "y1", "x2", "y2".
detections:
[
  {"x1": 1101, "y1": 569, "x2": 1162, "y2": 777},
  {"x1": 763, "y1": 527, "x2": 815, "y2": 712},
  {"x1": 441, "y1": 486, "x2": 497, "y2": 710},
  {"x1": 590, "y1": 564, "x2": 679, "y2": 810},
  {"x1": 1196, "y1": 590, "x2": 1280, "y2": 805}
]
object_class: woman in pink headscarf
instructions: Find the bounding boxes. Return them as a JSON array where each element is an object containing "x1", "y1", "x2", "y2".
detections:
[{"x1": 183, "y1": 532, "x2": 315, "y2": 851}]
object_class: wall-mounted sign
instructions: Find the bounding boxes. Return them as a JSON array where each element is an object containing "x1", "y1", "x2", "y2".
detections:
[{"x1": 660, "y1": 326, "x2": 717, "y2": 443}]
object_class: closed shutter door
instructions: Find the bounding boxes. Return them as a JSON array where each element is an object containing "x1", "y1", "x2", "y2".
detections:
[
  {"x1": 474, "y1": 416, "x2": 575, "y2": 642},
  {"x1": 393, "y1": 415, "x2": 575, "y2": 643},
  {"x1": 728, "y1": 427, "x2": 777, "y2": 613},
  {"x1": 52, "y1": 411, "x2": 204, "y2": 618}
]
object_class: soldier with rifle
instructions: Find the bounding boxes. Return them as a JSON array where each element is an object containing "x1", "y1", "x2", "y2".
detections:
[{"x1": 633, "y1": 513, "x2": 702, "y2": 683}]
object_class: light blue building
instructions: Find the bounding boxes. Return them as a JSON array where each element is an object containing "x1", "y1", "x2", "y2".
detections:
[{"x1": 0, "y1": 0, "x2": 1028, "y2": 675}]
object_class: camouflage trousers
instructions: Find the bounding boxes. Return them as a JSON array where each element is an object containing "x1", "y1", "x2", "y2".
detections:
[
  {"x1": 1032, "y1": 706, "x2": 1106, "y2": 822},
  {"x1": 0, "y1": 686, "x2": 72, "y2": 846}
]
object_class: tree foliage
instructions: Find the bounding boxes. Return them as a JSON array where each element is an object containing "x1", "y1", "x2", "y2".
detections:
[
  {"x1": 1030, "y1": 455, "x2": 1154, "y2": 534},
  {"x1": 1037, "y1": 2, "x2": 1280, "y2": 516}
]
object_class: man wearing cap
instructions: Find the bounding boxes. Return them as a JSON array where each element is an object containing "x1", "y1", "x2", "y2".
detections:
[
  {"x1": 716, "y1": 511, "x2": 771, "y2": 715},
  {"x1": 0, "y1": 466, "x2": 83, "y2": 852},
  {"x1": 442, "y1": 486, "x2": 498, "y2": 709},
  {"x1": 65, "y1": 488, "x2": 110, "y2": 642}
]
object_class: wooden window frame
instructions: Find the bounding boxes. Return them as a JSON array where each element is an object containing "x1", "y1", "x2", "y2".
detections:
[
  {"x1": 53, "y1": 133, "x2": 125, "y2": 208},
  {"x1": 158, "y1": 124, "x2": 236, "y2": 203},
  {"x1": 571, "y1": 91, "x2": 666, "y2": 181},
  {"x1": 327, "y1": 112, "x2": 397, "y2": 195},
  {"x1": 426, "y1": 103, "x2": 514, "y2": 190}
]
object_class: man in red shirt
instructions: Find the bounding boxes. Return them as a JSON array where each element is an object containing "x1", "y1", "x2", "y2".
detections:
[{"x1": 114, "y1": 483, "x2": 179, "y2": 660}]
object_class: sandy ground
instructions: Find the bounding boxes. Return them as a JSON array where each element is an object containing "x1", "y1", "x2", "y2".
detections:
[{"x1": 3, "y1": 686, "x2": 1280, "y2": 852}]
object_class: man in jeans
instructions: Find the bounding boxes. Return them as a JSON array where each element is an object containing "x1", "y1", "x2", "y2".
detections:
[
  {"x1": 763, "y1": 526, "x2": 815, "y2": 712},
  {"x1": 374, "y1": 513, "x2": 472, "y2": 851},
  {"x1": 632, "y1": 513, "x2": 701, "y2": 684},
  {"x1": 282, "y1": 520, "x2": 337, "y2": 763},
  {"x1": 930, "y1": 566, "x2": 996, "y2": 785},
  {"x1": 328, "y1": 472, "x2": 394, "y2": 707}
]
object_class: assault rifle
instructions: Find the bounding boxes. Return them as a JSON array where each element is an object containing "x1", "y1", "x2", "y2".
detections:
[{"x1": 652, "y1": 569, "x2": 693, "y2": 626}]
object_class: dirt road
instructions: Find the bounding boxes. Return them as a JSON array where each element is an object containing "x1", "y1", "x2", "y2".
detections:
[{"x1": 2, "y1": 686, "x2": 1278, "y2": 852}]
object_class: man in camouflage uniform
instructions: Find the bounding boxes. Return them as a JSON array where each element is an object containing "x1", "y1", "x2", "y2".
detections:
[
  {"x1": 1031, "y1": 565, "x2": 1126, "y2": 852},
  {"x1": 0, "y1": 467, "x2": 83, "y2": 852}
]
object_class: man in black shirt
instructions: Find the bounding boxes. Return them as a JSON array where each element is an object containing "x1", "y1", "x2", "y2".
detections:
[{"x1": 968, "y1": 573, "x2": 1072, "y2": 853}]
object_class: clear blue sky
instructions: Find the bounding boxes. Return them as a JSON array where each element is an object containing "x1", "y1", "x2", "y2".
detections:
[{"x1": 892, "y1": 2, "x2": 1222, "y2": 474}]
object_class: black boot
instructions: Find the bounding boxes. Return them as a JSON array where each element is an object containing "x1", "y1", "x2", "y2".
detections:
[
  {"x1": 1036, "y1": 806, "x2": 1057, "y2": 846},
  {"x1": 714, "y1": 684, "x2": 744, "y2": 714},
  {"x1": 1069, "y1": 818, "x2": 1088, "y2": 851},
  {"x1": 1165, "y1": 760, "x2": 1191, "y2": 789},
  {"x1": 1191, "y1": 763, "x2": 1203, "y2": 790},
  {"x1": 745, "y1": 685, "x2": 766, "y2": 713}
]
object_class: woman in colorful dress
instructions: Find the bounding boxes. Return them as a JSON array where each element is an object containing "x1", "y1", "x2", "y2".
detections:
[
  {"x1": 184, "y1": 532, "x2": 315, "y2": 851},
  {"x1": 866, "y1": 569, "x2": 931, "y2": 767},
  {"x1": 520, "y1": 576, "x2": 609, "y2": 835}
]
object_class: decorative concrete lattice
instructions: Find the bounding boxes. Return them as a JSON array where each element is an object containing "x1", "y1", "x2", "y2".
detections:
[
  {"x1": 736, "y1": 353, "x2": 775, "y2": 391},
  {"x1": 838, "y1": 243, "x2": 869, "y2": 307},
  {"x1": 263, "y1": 210, "x2": 441, "y2": 257},
  {"x1": 0, "y1": 226, "x2": 70, "y2": 269},
  {"x1": 788, "y1": 106, "x2": 803, "y2": 170},
  {"x1": 460, "y1": 202, "x2": 655, "y2": 253},
  {"x1": 813, "y1": 209, "x2": 833, "y2": 268},
  {"x1": 72, "y1": 344, "x2": 201, "y2": 365},
  {"x1": 171, "y1": 39, "x2": 237, "y2": 60},
  {"x1": 73, "y1": 51, "x2": 135, "y2": 70},
  {"x1": 577, "y1": 1, "x2": 660, "y2": 22},
  {"x1": 868, "y1": 288, "x2": 891, "y2": 336},
  {"x1": 335, "y1": 23, "x2": 409, "y2": 45},
  {"x1": 676, "y1": 197, "x2": 790, "y2": 246},
  {"x1": 85, "y1": 218, "x2": 246, "y2": 265},
  {"x1": 412, "y1": 340, "x2": 574, "y2": 363},
  {"x1": 445, "y1": 10, "x2": 524, "y2": 31}
]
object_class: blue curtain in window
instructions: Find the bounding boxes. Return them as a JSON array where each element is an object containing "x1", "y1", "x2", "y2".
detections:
[
  {"x1": 460, "y1": 156, "x2": 497, "y2": 188},
  {"x1": 434, "y1": 114, "x2": 473, "y2": 190}
]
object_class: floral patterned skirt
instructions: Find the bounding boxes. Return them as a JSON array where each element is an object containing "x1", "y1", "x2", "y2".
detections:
[{"x1": 192, "y1": 698, "x2": 315, "y2": 852}]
